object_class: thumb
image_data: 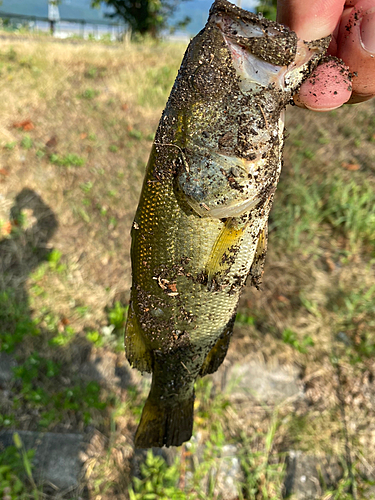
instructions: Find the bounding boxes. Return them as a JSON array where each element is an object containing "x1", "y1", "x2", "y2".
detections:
[{"x1": 277, "y1": 0, "x2": 345, "y2": 40}]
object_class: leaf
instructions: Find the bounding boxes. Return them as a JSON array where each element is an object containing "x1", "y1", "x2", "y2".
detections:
[
  {"x1": 12, "y1": 119, "x2": 35, "y2": 131},
  {"x1": 13, "y1": 432, "x2": 22, "y2": 449},
  {"x1": 341, "y1": 162, "x2": 360, "y2": 171}
]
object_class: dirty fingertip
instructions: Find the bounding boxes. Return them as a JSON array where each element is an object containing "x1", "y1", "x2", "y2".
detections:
[{"x1": 297, "y1": 58, "x2": 352, "y2": 111}]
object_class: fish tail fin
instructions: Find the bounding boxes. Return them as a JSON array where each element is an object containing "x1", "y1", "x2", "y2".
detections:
[{"x1": 135, "y1": 393, "x2": 194, "y2": 448}]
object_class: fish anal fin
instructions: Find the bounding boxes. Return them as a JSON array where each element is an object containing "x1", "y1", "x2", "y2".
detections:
[
  {"x1": 135, "y1": 395, "x2": 194, "y2": 448},
  {"x1": 199, "y1": 313, "x2": 236, "y2": 376},
  {"x1": 249, "y1": 223, "x2": 268, "y2": 289},
  {"x1": 205, "y1": 218, "x2": 245, "y2": 282},
  {"x1": 125, "y1": 304, "x2": 153, "y2": 373}
]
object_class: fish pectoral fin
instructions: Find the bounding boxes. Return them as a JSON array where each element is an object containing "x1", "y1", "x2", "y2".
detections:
[
  {"x1": 199, "y1": 313, "x2": 236, "y2": 376},
  {"x1": 205, "y1": 218, "x2": 245, "y2": 284},
  {"x1": 135, "y1": 394, "x2": 194, "y2": 448},
  {"x1": 249, "y1": 223, "x2": 268, "y2": 289},
  {"x1": 125, "y1": 304, "x2": 153, "y2": 374}
]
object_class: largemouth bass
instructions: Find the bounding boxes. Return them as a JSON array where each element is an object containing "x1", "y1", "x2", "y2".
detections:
[{"x1": 126, "y1": 0, "x2": 330, "y2": 448}]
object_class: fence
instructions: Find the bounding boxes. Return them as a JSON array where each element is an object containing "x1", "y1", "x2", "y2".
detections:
[{"x1": 0, "y1": 10, "x2": 126, "y2": 41}]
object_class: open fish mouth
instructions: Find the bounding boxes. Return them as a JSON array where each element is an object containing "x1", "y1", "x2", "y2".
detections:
[
  {"x1": 211, "y1": 1, "x2": 329, "y2": 94},
  {"x1": 175, "y1": 0, "x2": 331, "y2": 220}
]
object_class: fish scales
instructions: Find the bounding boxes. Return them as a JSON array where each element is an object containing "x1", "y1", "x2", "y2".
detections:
[{"x1": 125, "y1": 0, "x2": 330, "y2": 448}]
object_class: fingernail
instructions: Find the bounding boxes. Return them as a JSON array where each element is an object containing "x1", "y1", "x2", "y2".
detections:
[{"x1": 360, "y1": 9, "x2": 375, "y2": 53}]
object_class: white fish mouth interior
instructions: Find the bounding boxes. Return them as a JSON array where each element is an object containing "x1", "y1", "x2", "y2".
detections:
[
  {"x1": 223, "y1": 37, "x2": 287, "y2": 92},
  {"x1": 213, "y1": 13, "x2": 288, "y2": 92},
  {"x1": 214, "y1": 13, "x2": 324, "y2": 93}
]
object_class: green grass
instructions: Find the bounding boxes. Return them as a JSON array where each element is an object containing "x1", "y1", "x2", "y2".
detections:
[
  {"x1": 0, "y1": 32, "x2": 374, "y2": 499},
  {"x1": 49, "y1": 153, "x2": 86, "y2": 167},
  {"x1": 0, "y1": 434, "x2": 39, "y2": 500},
  {"x1": 271, "y1": 165, "x2": 375, "y2": 254}
]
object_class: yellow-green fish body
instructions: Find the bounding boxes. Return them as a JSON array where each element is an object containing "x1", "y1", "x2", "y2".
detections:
[{"x1": 126, "y1": 0, "x2": 330, "y2": 448}]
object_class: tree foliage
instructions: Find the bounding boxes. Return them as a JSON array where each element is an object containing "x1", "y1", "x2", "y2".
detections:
[
  {"x1": 256, "y1": 0, "x2": 277, "y2": 21},
  {"x1": 92, "y1": 0, "x2": 190, "y2": 37}
]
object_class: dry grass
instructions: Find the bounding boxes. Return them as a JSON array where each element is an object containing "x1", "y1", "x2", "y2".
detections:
[{"x1": 0, "y1": 33, "x2": 375, "y2": 499}]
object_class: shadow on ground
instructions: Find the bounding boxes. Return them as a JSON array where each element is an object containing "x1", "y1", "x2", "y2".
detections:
[{"x1": 0, "y1": 189, "x2": 137, "y2": 497}]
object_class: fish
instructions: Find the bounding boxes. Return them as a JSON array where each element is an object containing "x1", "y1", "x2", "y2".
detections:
[{"x1": 125, "y1": 0, "x2": 330, "y2": 448}]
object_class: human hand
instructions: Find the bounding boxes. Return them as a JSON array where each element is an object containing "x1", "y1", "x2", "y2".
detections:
[{"x1": 277, "y1": 0, "x2": 375, "y2": 110}]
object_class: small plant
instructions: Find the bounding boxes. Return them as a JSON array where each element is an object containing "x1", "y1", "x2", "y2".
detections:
[
  {"x1": 4, "y1": 141, "x2": 17, "y2": 150},
  {"x1": 0, "y1": 434, "x2": 39, "y2": 500},
  {"x1": 81, "y1": 87, "x2": 99, "y2": 99},
  {"x1": 86, "y1": 330, "x2": 103, "y2": 347},
  {"x1": 0, "y1": 289, "x2": 40, "y2": 353},
  {"x1": 7, "y1": 47, "x2": 17, "y2": 61},
  {"x1": 236, "y1": 311, "x2": 255, "y2": 325},
  {"x1": 240, "y1": 415, "x2": 286, "y2": 500},
  {"x1": 47, "y1": 249, "x2": 66, "y2": 273},
  {"x1": 86, "y1": 66, "x2": 98, "y2": 79},
  {"x1": 80, "y1": 181, "x2": 93, "y2": 193},
  {"x1": 282, "y1": 328, "x2": 314, "y2": 353},
  {"x1": 107, "y1": 301, "x2": 128, "y2": 330},
  {"x1": 129, "y1": 450, "x2": 183, "y2": 500},
  {"x1": 20, "y1": 135, "x2": 33, "y2": 150},
  {"x1": 49, "y1": 153, "x2": 85, "y2": 167},
  {"x1": 128, "y1": 129, "x2": 143, "y2": 140},
  {"x1": 109, "y1": 144, "x2": 119, "y2": 152},
  {"x1": 49, "y1": 325, "x2": 75, "y2": 347}
]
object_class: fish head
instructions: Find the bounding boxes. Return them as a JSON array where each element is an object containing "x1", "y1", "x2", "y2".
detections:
[
  {"x1": 210, "y1": 0, "x2": 330, "y2": 95},
  {"x1": 172, "y1": 0, "x2": 330, "y2": 220}
]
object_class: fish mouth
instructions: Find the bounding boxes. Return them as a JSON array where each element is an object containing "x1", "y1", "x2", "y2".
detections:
[{"x1": 209, "y1": 0, "x2": 329, "y2": 93}]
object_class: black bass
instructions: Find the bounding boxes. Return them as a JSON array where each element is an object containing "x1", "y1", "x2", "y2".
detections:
[{"x1": 125, "y1": 0, "x2": 329, "y2": 448}]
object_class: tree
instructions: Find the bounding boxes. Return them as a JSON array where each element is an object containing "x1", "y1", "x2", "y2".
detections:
[
  {"x1": 92, "y1": 0, "x2": 190, "y2": 38},
  {"x1": 256, "y1": 0, "x2": 277, "y2": 21}
]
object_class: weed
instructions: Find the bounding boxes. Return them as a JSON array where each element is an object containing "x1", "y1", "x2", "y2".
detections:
[
  {"x1": 271, "y1": 170, "x2": 375, "y2": 252},
  {"x1": 49, "y1": 325, "x2": 75, "y2": 347},
  {"x1": 129, "y1": 451, "x2": 183, "y2": 500},
  {"x1": 78, "y1": 207, "x2": 91, "y2": 223},
  {"x1": 20, "y1": 135, "x2": 33, "y2": 150},
  {"x1": 239, "y1": 415, "x2": 286, "y2": 500},
  {"x1": 47, "y1": 248, "x2": 66, "y2": 273},
  {"x1": 0, "y1": 436, "x2": 38, "y2": 500},
  {"x1": 129, "y1": 129, "x2": 143, "y2": 140},
  {"x1": 86, "y1": 66, "x2": 98, "y2": 79},
  {"x1": 0, "y1": 289, "x2": 40, "y2": 353},
  {"x1": 81, "y1": 87, "x2": 100, "y2": 99},
  {"x1": 107, "y1": 301, "x2": 128, "y2": 330},
  {"x1": 236, "y1": 311, "x2": 255, "y2": 325},
  {"x1": 86, "y1": 329, "x2": 103, "y2": 347},
  {"x1": 4, "y1": 141, "x2": 17, "y2": 150},
  {"x1": 138, "y1": 65, "x2": 177, "y2": 108},
  {"x1": 331, "y1": 284, "x2": 375, "y2": 362},
  {"x1": 49, "y1": 153, "x2": 85, "y2": 167},
  {"x1": 282, "y1": 328, "x2": 314, "y2": 353},
  {"x1": 109, "y1": 144, "x2": 119, "y2": 152},
  {"x1": 80, "y1": 180, "x2": 94, "y2": 193},
  {"x1": 322, "y1": 179, "x2": 375, "y2": 250}
]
